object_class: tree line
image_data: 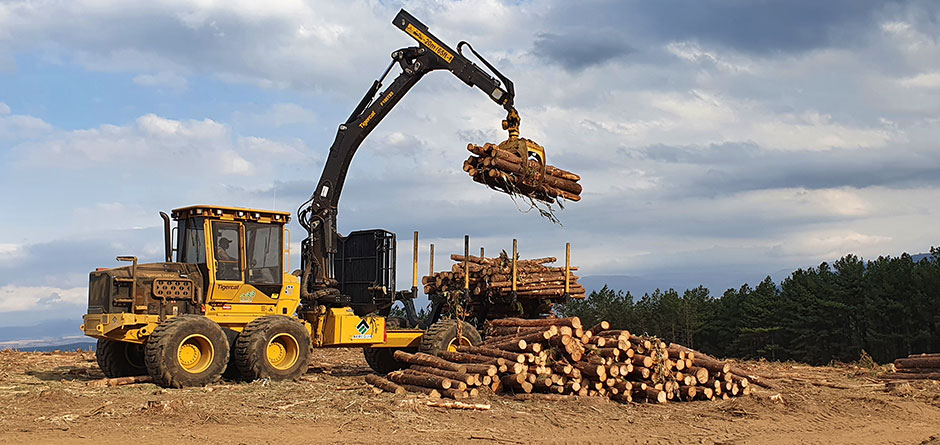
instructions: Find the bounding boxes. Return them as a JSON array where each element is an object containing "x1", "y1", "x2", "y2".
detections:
[{"x1": 557, "y1": 248, "x2": 940, "y2": 365}]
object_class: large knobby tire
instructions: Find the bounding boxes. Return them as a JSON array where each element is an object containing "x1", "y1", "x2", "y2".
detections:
[
  {"x1": 144, "y1": 315, "x2": 229, "y2": 388},
  {"x1": 221, "y1": 327, "x2": 242, "y2": 380},
  {"x1": 96, "y1": 338, "x2": 147, "y2": 378},
  {"x1": 419, "y1": 319, "x2": 482, "y2": 355},
  {"x1": 363, "y1": 346, "x2": 415, "y2": 374},
  {"x1": 235, "y1": 316, "x2": 311, "y2": 382},
  {"x1": 362, "y1": 316, "x2": 412, "y2": 374}
]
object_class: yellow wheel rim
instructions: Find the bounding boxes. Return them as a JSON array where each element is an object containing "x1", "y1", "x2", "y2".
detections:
[
  {"x1": 266, "y1": 333, "x2": 300, "y2": 370},
  {"x1": 177, "y1": 334, "x2": 214, "y2": 374},
  {"x1": 446, "y1": 335, "x2": 473, "y2": 352}
]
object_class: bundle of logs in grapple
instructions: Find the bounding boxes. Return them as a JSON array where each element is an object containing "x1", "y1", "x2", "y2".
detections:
[
  {"x1": 365, "y1": 317, "x2": 758, "y2": 403},
  {"x1": 423, "y1": 252, "x2": 585, "y2": 319},
  {"x1": 884, "y1": 353, "x2": 940, "y2": 380},
  {"x1": 464, "y1": 142, "x2": 582, "y2": 204}
]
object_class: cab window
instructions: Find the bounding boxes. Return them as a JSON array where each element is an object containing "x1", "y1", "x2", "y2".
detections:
[
  {"x1": 246, "y1": 222, "x2": 282, "y2": 286},
  {"x1": 179, "y1": 218, "x2": 206, "y2": 264},
  {"x1": 213, "y1": 222, "x2": 242, "y2": 281}
]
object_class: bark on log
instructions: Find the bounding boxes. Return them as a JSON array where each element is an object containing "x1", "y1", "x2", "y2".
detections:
[
  {"x1": 881, "y1": 372, "x2": 940, "y2": 380},
  {"x1": 393, "y1": 350, "x2": 467, "y2": 374},
  {"x1": 437, "y1": 350, "x2": 499, "y2": 365},
  {"x1": 457, "y1": 345, "x2": 526, "y2": 363},
  {"x1": 365, "y1": 374, "x2": 406, "y2": 395},
  {"x1": 387, "y1": 370, "x2": 452, "y2": 390},
  {"x1": 400, "y1": 384, "x2": 441, "y2": 399},
  {"x1": 409, "y1": 365, "x2": 476, "y2": 386},
  {"x1": 895, "y1": 367, "x2": 940, "y2": 374},
  {"x1": 488, "y1": 317, "x2": 582, "y2": 330},
  {"x1": 895, "y1": 357, "x2": 940, "y2": 368},
  {"x1": 87, "y1": 375, "x2": 153, "y2": 387},
  {"x1": 587, "y1": 321, "x2": 610, "y2": 336},
  {"x1": 463, "y1": 363, "x2": 499, "y2": 376},
  {"x1": 439, "y1": 388, "x2": 469, "y2": 400}
]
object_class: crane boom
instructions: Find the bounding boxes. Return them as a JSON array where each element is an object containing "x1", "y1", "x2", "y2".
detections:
[{"x1": 297, "y1": 10, "x2": 519, "y2": 310}]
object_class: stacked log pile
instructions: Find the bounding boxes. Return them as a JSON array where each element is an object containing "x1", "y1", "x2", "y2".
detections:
[
  {"x1": 366, "y1": 317, "x2": 753, "y2": 403},
  {"x1": 463, "y1": 142, "x2": 582, "y2": 204},
  {"x1": 885, "y1": 353, "x2": 940, "y2": 380},
  {"x1": 423, "y1": 252, "x2": 585, "y2": 319}
]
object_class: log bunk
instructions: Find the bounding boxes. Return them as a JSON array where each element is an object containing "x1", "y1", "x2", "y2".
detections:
[
  {"x1": 423, "y1": 248, "x2": 585, "y2": 320},
  {"x1": 883, "y1": 353, "x2": 940, "y2": 380},
  {"x1": 366, "y1": 317, "x2": 753, "y2": 403}
]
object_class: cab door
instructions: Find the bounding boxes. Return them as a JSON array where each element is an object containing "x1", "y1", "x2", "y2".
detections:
[
  {"x1": 210, "y1": 221, "x2": 245, "y2": 302},
  {"x1": 209, "y1": 220, "x2": 282, "y2": 305}
]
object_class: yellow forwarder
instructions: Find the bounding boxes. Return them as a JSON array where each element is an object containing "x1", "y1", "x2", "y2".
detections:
[{"x1": 82, "y1": 9, "x2": 549, "y2": 387}]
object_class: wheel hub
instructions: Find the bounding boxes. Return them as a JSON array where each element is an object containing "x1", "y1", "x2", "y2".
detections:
[
  {"x1": 177, "y1": 334, "x2": 214, "y2": 374},
  {"x1": 179, "y1": 344, "x2": 200, "y2": 366},
  {"x1": 266, "y1": 333, "x2": 300, "y2": 370}
]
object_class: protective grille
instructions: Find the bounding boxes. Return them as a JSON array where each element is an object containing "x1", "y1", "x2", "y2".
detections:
[{"x1": 152, "y1": 278, "x2": 194, "y2": 300}]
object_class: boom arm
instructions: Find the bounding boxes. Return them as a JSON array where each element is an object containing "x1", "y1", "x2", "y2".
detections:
[{"x1": 298, "y1": 9, "x2": 516, "y2": 302}]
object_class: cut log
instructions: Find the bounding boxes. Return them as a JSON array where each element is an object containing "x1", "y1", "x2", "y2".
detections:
[
  {"x1": 426, "y1": 400, "x2": 491, "y2": 410},
  {"x1": 489, "y1": 317, "x2": 582, "y2": 330},
  {"x1": 393, "y1": 350, "x2": 467, "y2": 374},
  {"x1": 409, "y1": 365, "x2": 476, "y2": 386},
  {"x1": 881, "y1": 372, "x2": 940, "y2": 380},
  {"x1": 86, "y1": 375, "x2": 153, "y2": 388},
  {"x1": 895, "y1": 357, "x2": 940, "y2": 369},
  {"x1": 365, "y1": 374, "x2": 406, "y2": 395},
  {"x1": 463, "y1": 363, "x2": 499, "y2": 376},
  {"x1": 439, "y1": 388, "x2": 469, "y2": 400},
  {"x1": 456, "y1": 345, "x2": 526, "y2": 363},
  {"x1": 387, "y1": 370, "x2": 452, "y2": 390},
  {"x1": 400, "y1": 384, "x2": 441, "y2": 399}
]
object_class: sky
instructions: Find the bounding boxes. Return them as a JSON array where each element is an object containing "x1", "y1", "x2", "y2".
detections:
[{"x1": 0, "y1": 0, "x2": 938, "y2": 328}]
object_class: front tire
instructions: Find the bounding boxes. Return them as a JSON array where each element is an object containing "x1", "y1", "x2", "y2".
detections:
[
  {"x1": 96, "y1": 338, "x2": 147, "y2": 378},
  {"x1": 235, "y1": 316, "x2": 311, "y2": 381},
  {"x1": 144, "y1": 315, "x2": 229, "y2": 388}
]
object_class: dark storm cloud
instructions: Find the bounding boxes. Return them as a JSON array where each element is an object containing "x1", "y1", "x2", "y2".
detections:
[
  {"x1": 538, "y1": 0, "x2": 913, "y2": 56},
  {"x1": 628, "y1": 143, "x2": 940, "y2": 197},
  {"x1": 532, "y1": 31, "x2": 635, "y2": 71}
]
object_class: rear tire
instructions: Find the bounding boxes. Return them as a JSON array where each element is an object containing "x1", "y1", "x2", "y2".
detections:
[
  {"x1": 144, "y1": 315, "x2": 229, "y2": 388},
  {"x1": 96, "y1": 338, "x2": 147, "y2": 378},
  {"x1": 235, "y1": 316, "x2": 311, "y2": 381},
  {"x1": 419, "y1": 319, "x2": 481, "y2": 355},
  {"x1": 363, "y1": 347, "x2": 413, "y2": 374}
]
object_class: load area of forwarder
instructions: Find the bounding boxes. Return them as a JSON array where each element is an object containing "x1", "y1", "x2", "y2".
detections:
[{"x1": 81, "y1": 9, "x2": 584, "y2": 389}]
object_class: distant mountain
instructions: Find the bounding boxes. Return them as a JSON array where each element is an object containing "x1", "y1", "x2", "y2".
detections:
[
  {"x1": 3, "y1": 341, "x2": 97, "y2": 352},
  {"x1": 0, "y1": 318, "x2": 84, "y2": 343}
]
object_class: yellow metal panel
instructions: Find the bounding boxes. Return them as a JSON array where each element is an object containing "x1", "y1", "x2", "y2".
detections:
[
  {"x1": 82, "y1": 313, "x2": 160, "y2": 344},
  {"x1": 373, "y1": 330, "x2": 424, "y2": 348},
  {"x1": 320, "y1": 308, "x2": 385, "y2": 346}
]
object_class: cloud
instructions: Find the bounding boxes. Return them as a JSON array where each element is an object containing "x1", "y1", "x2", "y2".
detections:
[
  {"x1": 0, "y1": 285, "x2": 86, "y2": 312},
  {"x1": 0, "y1": 105, "x2": 53, "y2": 139},
  {"x1": 532, "y1": 31, "x2": 635, "y2": 71},
  {"x1": 132, "y1": 71, "x2": 188, "y2": 91},
  {"x1": 234, "y1": 103, "x2": 317, "y2": 129}
]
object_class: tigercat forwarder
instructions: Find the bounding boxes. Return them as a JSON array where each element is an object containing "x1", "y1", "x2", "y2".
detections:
[{"x1": 81, "y1": 9, "x2": 568, "y2": 388}]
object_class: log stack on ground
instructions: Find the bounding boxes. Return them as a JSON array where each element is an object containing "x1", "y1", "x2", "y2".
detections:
[
  {"x1": 365, "y1": 317, "x2": 753, "y2": 403},
  {"x1": 464, "y1": 142, "x2": 582, "y2": 204},
  {"x1": 423, "y1": 251, "x2": 584, "y2": 319},
  {"x1": 883, "y1": 353, "x2": 940, "y2": 380}
]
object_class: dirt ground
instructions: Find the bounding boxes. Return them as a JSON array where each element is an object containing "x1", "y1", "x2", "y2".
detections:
[{"x1": 0, "y1": 348, "x2": 938, "y2": 445}]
